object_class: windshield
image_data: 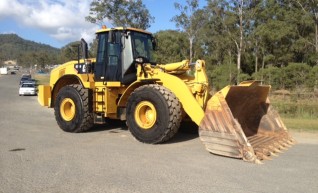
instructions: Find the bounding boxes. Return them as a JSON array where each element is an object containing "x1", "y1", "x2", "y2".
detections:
[
  {"x1": 131, "y1": 32, "x2": 155, "y2": 63},
  {"x1": 22, "y1": 84, "x2": 35, "y2": 88}
]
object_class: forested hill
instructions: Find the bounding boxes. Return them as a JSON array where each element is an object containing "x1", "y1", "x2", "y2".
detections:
[
  {"x1": 0, "y1": 34, "x2": 60, "y2": 67},
  {"x1": 0, "y1": 34, "x2": 59, "y2": 57}
]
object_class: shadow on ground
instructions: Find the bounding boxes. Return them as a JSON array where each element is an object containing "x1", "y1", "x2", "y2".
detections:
[{"x1": 87, "y1": 120, "x2": 200, "y2": 144}]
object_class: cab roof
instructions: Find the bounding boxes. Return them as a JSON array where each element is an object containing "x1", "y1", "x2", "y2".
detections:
[{"x1": 96, "y1": 27, "x2": 152, "y2": 35}]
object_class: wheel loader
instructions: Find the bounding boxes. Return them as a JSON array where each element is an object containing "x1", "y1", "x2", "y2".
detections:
[{"x1": 38, "y1": 26, "x2": 295, "y2": 163}]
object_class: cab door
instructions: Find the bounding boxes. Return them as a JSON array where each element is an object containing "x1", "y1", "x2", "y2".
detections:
[{"x1": 94, "y1": 31, "x2": 122, "y2": 82}]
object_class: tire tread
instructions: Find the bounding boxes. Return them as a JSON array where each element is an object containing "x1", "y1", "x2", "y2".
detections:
[
  {"x1": 54, "y1": 84, "x2": 93, "y2": 133},
  {"x1": 127, "y1": 84, "x2": 182, "y2": 143}
]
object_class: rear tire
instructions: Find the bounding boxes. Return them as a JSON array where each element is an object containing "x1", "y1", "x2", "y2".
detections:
[
  {"x1": 54, "y1": 84, "x2": 94, "y2": 133},
  {"x1": 126, "y1": 84, "x2": 182, "y2": 144}
]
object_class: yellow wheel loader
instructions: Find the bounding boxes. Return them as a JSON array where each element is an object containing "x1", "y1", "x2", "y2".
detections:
[{"x1": 38, "y1": 27, "x2": 295, "y2": 163}]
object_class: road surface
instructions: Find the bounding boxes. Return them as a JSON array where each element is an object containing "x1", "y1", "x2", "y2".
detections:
[{"x1": 0, "y1": 74, "x2": 317, "y2": 193}]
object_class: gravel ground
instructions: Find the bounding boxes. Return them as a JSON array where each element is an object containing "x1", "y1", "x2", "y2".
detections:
[{"x1": 0, "y1": 74, "x2": 317, "y2": 193}]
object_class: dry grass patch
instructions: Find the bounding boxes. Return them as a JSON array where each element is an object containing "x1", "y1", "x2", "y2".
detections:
[
  {"x1": 33, "y1": 74, "x2": 50, "y2": 85},
  {"x1": 282, "y1": 117, "x2": 318, "y2": 132}
]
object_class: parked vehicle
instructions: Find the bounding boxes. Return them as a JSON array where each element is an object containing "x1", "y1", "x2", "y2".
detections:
[
  {"x1": 21, "y1": 74, "x2": 31, "y2": 78},
  {"x1": 19, "y1": 82, "x2": 37, "y2": 96},
  {"x1": 0, "y1": 67, "x2": 8, "y2": 75},
  {"x1": 20, "y1": 77, "x2": 30, "y2": 85},
  {"x1": 25, "y1": 79, "x2": 36, "y2": 84},
  {"x1": 19, "y1": 75, "x2": 34, "y2": 85}
]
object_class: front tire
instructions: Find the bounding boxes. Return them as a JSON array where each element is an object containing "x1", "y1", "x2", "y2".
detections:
[
  {"x1": 54, "y1": 84, "x2": 93, "y2": 133},
  {"x1": 126, "y1": 84, "x2": 182, "y2": 144}
]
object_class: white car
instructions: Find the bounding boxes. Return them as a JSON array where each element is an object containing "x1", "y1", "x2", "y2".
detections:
[{"x1": 19, "y1": 82, "x2": 37, "y2": 96}]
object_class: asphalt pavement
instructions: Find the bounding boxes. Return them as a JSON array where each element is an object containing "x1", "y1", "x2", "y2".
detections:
[{"x1": 0, "y1": 74, "x2": 317, "y2": 193}]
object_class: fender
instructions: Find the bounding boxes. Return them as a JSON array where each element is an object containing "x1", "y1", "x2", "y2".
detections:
[{"x1": 50, "y1": 75, "x2": 84, "y2": 107}]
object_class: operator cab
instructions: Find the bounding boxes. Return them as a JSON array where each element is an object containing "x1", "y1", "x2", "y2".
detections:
[{"x1": 94, "y1": 27, "x2": 156, "y2": 83}]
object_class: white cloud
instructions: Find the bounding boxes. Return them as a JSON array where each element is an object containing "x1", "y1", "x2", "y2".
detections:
[{"x1": 0, "y1": 0, "x2": 100, "y2": 45}]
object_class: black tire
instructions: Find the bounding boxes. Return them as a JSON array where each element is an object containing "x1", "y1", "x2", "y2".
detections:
[
  {"x1": 54, "y1": 84, "x2": 93, "y2": 133},
  {"x1": 126, "y1": 84, "x2": 182, "y2": 144}
]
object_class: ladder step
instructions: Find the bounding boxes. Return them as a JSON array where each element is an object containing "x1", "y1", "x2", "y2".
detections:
[
  {"x1": 94, "y1": 114, "x2": 106, "y2": 124},
  {"x1": 94, "y1": 88, "x2": 106, "y2": 113}
]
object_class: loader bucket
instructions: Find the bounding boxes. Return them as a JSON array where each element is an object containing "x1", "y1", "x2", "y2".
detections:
[{"x1": 199, "y1": 81, "x2": 295, "y2": 164}]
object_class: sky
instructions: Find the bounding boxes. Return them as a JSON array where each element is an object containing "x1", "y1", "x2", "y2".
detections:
[{"x1": 0, "y1": 0, "x2": 207, "y2": 48}]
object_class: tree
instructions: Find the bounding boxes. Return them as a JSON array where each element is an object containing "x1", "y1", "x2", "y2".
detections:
[
  {"x1": 253, "y1": 1, "x2": 297, "y2": 68},
  {"x1": 60, "y1": 41, "x2": 81, "y2": 63},
  {"x1": 171, "y1": 0, "x2": 205, "y2": 63},
  {"x1": 86, "y1": 0, "x2": 154, "y2": 30},
  {"x1": 36, "y1": 52, "x2": 50, "y2": 69},
  {"x1": 233, "y1": 0, "x2": 244, "y2": 74},
  {"x1": 208, "y1": 63, "x2": 251, "y2": 91},
  {"x1": 293, "y1": 0, "x2": 318, "y2": 65},
  {"x1": 284, "y1": 63, "x2": 311, "y2": 90},
  {"x1": 204, "y1": 0, "x2": 260, "y2": 82},
  {"x1": 0, "y1": 34, "x2": 59, "y2": 68},
  {"x1": 306, "y1": 65, "x2": 318, "y2": 90},
  {"x1": 153, "y1": 30, "x2": 188, "y2": 63},
  {"x1": 89, "y1": 38, "x2": 98, "y2": 58},
  {"x1": 200, "y1": 1, "x2": 235, "y2": 70},
  {"x1": 252, "y1": 66, "x2": 284, "y2": 90}
]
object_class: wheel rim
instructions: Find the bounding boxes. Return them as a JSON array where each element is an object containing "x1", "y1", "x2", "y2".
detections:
[
  {"x1": 134, "y1": 101, "x2": 157, "y2": 129},
  {"x1": 60, "y1": 98, "x2": 76, "y2": 121}
]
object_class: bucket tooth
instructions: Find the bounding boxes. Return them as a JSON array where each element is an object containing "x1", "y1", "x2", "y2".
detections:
[
  {"x1": 253, "y1": 158, "x2": 263, "y2": 164},
  {"x1": 282, "y1": 142, "x2": 292, "y2": 148},
  {"x1": 281, "y1": 146, "x2": 288, "y2": 151},
  {"x1": 254, "y1": 146, "x2": 277, "y2": 158},
  {"x1": 286, "y1": 139, "x2": 294, "y2": 145},
  {"x1": 273, "y1": 147, "x2": 283, "y2": 153},
  {"x1": 255, "y1": 152, "x2": 263, "y2": 160},
  {"x1": 260, "y1": 148, "x2": 270, "y2": 156},
  {"x1": 277, "y1": 143, "x2": 288, "y2": 150},
  {"x1": 256, "y1": 152, "x2": 272, "y2": 161},
  {"x1": 279, "y1": 139, "x2": 291, "y2": 146},
  {"x1": 271, "y1": 141, "x2": 284, "y2": 150},
  {"x1": 269, "y1": 152, "x2": 279, "y2": 157},
  {"x1": 267, "y1": 142, "x2": 282, "y2": 153},
  {"x1": 265, "y1": 145, "x2": 279, "y2": 154},
  {"x1": 262, "y1": 155, "x2": 273, "y2": 161},
  {"x1": 288, "y1": 139, "x2": 296, "y2": 145}
]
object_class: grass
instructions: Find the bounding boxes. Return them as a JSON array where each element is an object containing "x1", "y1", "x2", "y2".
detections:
[
  {"x1": 281, "y1": 117, "x2": 318, "y2": 132},
  {"x1": 33, "y1": 74, "x2": 50, "y2": 85},
  {"x1": 270, "y1": 95, "x2": 318, "y2": 132}
]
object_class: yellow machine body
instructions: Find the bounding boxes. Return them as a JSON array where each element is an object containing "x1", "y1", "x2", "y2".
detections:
[
  {"x1": 38, "y1": 59, "x2": 208, "y2": 122},
  {"x1": 38, "y1": 27, "x2": 294, "y2": 163}
]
